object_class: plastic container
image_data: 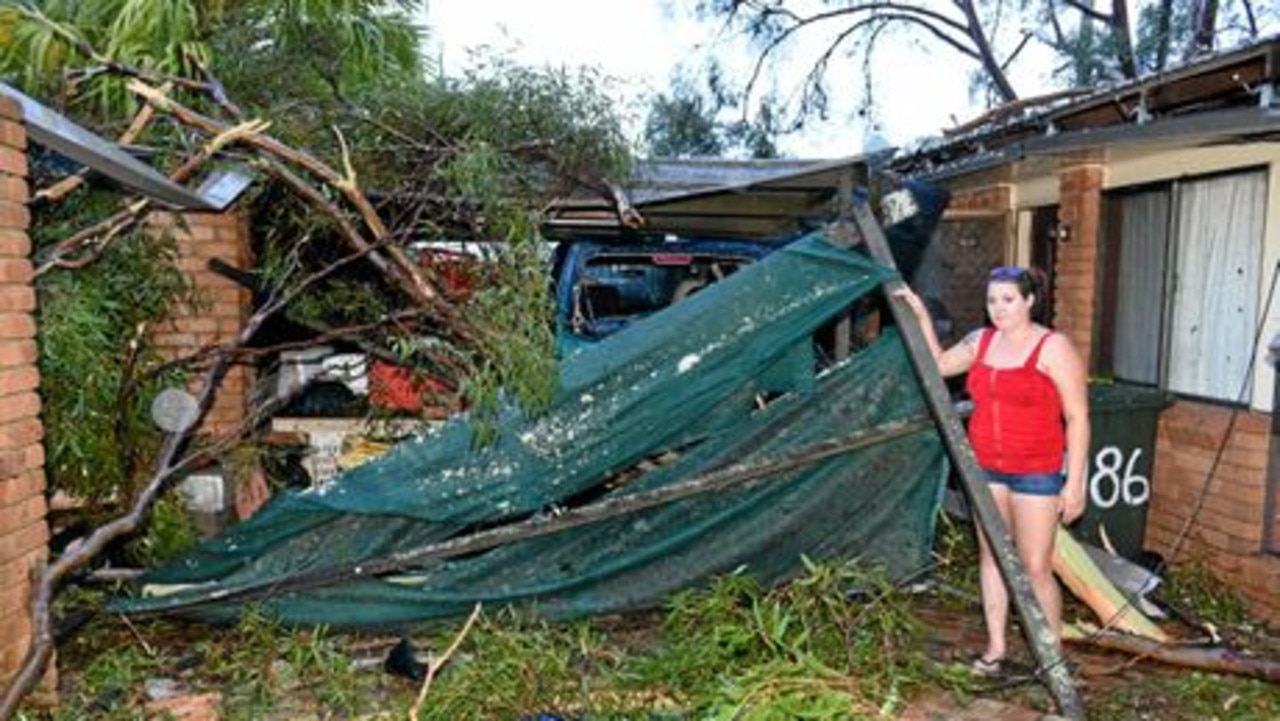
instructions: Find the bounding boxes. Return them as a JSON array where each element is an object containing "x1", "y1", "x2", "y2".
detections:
[{"x1": 1076, "y1": 383, "x2": 1174, "y2": 560}]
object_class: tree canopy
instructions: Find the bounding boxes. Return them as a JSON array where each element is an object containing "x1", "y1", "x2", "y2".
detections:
[
  {"x1": 696, "y1": 0, "x2": 1278, "y2": 134},
  {"x1": 643, "y1": 63, "x2": 781, "y2": 158},
  {"x1": 0, "y1": 0, "x2": 634, "y2": 498},
  {"x1": 0, "y1": 5, "x2": 639, "y2": 712}
]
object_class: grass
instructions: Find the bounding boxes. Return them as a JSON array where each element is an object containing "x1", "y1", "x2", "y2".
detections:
[{"x1": 20, "y1": 530, "x2": 1280, "y2": 720}]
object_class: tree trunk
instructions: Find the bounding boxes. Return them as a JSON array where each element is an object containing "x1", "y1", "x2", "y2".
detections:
[
  {"x1": 1154, "y1": 0, "x2": 1175, "y2": 71},
  {"x1": 956, "y1": 0, "x2": 1019, "y2": 102},
  {"x1": 1110, "y1": 0, "x2": 1138, "y2": 79},
  {"x1": 1189, "y1": 0, "x2": 1220, "y2": 58},
  {"x1": 1069, "y1": 628, "x2": 1280, "y2": 682}
]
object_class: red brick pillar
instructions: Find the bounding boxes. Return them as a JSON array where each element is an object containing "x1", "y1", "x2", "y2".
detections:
[
  {"x1": 1056, "y1": 156, "x2": 1105, "y2": 364},
  {"x1": 0, "y1": 97, "x2": 52, "y2": 688},
  {"x1": 150, "y1": 212, "x2": 253, "y2": 437}
]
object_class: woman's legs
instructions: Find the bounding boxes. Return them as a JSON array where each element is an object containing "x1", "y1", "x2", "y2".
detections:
[
  {"x1": 1009, "y1": 492, "x2": 1064, "y2": 636},
  {"x1": 975, "y1": 484, "x2": 1014, "y2": 661}
]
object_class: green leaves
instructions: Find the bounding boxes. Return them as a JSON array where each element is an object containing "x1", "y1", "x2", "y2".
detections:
[
  {"x1": 34, "y1": 194, "x2": 193, "y2": 501},
  {"x1": 623, "y1": 562, "x2": 928, "y2": 719},
  {"x1": 643, "y1": 66, "x2": 780, "y2": 159},
  {"x1": 1, "y1": 1, "x2": 425, "y2": 123}
]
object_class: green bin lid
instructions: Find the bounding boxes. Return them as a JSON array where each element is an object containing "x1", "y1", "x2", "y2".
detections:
[{"x1": 1088, "y1": 382, "x2": 1176, "y2": 411}]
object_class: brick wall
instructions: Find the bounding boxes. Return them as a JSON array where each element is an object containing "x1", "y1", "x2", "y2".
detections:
[
  {"x1": 150, "y1": 212, "x2": 252, "y2": 437},
  {"x1": 1047, "y1": 155, "x2": 1280, "y2": 624},
  {"x1": 1055, "y1": 157, "x2": 1104, "y2": 361},
  {"x1": 1146, "y1": 402, "x2": 1280, "y2": 624},
  {"x1": 947, "y1": 183, "x2": 1013, "y2": 216},
  {"x1": 0, "y1": 98, "x2": 52, "y2": 687}
]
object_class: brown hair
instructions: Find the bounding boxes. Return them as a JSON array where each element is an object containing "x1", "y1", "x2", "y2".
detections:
[{"x1": 988, "y1": 266, "x2": 1050, "y2": 324}]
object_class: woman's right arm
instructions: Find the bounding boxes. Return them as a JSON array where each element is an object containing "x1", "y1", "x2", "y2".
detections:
[{"x1": 892, "y1": 287, "x2": 977, "y2": 378}]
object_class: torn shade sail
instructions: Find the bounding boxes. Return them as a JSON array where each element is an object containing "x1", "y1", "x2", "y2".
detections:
[{"x1": 116, "y1": 231, "x2": 947, "y2": 627}]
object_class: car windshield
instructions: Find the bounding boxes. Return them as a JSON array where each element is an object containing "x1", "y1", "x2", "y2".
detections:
[{"x1": 574, "y1": 253, "x2": 752, "y2": 325}]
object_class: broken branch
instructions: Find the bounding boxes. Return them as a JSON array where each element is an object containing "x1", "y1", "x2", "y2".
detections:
[
  {"x1": 127, "y1": 79, "x2": 440, "y2": 307},
  {"x1": 33, "y1": 82, "x2": 170, "y2": 204},
  {"x1": 408, "y1": 603, "x2": 482, "y2": 721},
  {"x1": 1066, "y1": 625, "x2": 1280, "y2": 682}
]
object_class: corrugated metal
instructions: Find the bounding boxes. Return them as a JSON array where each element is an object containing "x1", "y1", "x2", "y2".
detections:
[
  {"x1": 896, "y1": 38, "x2": 1280, "y2": 179},
  {"x1": 1, "y1": 82, "x2": 217, "y2": 210},
  {"x1": 544, "y1": 155, "x2": 873, "y2": 241}
]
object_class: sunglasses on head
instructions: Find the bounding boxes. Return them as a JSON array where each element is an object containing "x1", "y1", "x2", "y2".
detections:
[{"x1": 989, "y1": 266, "x2": 1027, "y2": 281}]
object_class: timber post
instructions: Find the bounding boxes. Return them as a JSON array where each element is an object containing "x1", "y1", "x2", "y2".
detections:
[{"x1": 847, "y1": 197, "x2": 1086, "y2": 720}]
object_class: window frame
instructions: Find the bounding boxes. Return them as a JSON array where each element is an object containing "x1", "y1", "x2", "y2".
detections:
[{"x1": 1098, "y1": 167, "x2": 1268, "y2": 406}]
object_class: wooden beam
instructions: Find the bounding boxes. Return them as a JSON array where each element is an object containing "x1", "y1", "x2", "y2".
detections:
[
  {"x1": 943, "y1": 208, "x2": 1009, "y2": 221},
  {"x1": 1066, "y1": 627, "x2": 1280, "y2": 682},
  {"x1": 848, "y1": 198, "x2": 1086, "y2": 721}
]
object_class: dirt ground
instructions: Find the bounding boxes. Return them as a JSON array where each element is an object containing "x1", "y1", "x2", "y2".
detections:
[{"x1": 906, "y1": 595, "x2": 1279, "y2": 720}]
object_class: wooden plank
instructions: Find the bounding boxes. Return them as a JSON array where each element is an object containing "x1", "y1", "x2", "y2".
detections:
[{"x1": 845, "y1": 198, "x2": 1086, "y2": 721}]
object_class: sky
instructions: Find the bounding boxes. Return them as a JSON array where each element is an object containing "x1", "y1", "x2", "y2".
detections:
[{"x1": 419, "y1": 1, "x2": 1057, "y2": 158}]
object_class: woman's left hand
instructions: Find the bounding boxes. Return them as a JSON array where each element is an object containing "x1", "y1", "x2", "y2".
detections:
[{"x1": 1058, "y1": 483, "x2": 1086, "y2": 525}]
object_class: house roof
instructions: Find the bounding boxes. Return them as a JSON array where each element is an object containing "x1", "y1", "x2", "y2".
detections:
[
  {"x1": 0, "y1": 82, "x2": 246, "y2": 210},
  {"x1": 541, "y1": 155, "x2": 874, "y2": 241},
  {"x1": 893, "y1": 37, "x2": 1280, "y2": 179}
]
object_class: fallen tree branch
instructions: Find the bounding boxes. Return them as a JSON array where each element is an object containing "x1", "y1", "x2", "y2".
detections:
[
  {"x1": 33, "y1": 82, "x2": 169, "y2": 204},
  {"x1": 35, "y1": 118, "x2": 272, "y2": 275},
  {"x1": 408, "y1": 602, "x2": 482, "y2": 721},
  {"x1": 1066, "y1": 625, "x2": 1280, "y2": 682},
  {"x1": 0, "y1": 304, "x2": 273, "y2": 719},
  {"x1": 943, "y1": 88, "x2": 1090, "y2": 136},
  {"x1": 1, "y1": 190, "x2": 402, "y2": 714},
  {"x1": 128, "y1": 79, "x2": 440, "y2": 308}
]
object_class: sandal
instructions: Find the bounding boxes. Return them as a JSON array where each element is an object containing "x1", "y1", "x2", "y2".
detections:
[{"x1": 970, "y1": 655, "x2": 1004, "y2": 677}]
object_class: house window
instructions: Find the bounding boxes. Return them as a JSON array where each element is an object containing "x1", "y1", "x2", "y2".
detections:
[{"x1": 1101, "y1": 168, "x2": 1268, "y2": 403}]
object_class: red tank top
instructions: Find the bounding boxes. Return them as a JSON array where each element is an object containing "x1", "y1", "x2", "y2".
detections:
[{"x1": 965, "y1": 328, "x2": 1065, "y2": 473}]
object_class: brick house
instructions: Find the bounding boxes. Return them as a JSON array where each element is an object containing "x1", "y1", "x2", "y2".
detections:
[
  {"x1": 895, "y1": 40, "x2": 1280, "y2": 624},
  {"x1": 0, "y1": 91, "x2": 52, "y2": 692},
  {"x1": 0, "y1": 88, "x2": 253, "y2": 690}
]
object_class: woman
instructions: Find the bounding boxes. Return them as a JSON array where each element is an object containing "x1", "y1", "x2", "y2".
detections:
[{"x1": 897, "y1": 266, "x2": 1089, "y2": 675}]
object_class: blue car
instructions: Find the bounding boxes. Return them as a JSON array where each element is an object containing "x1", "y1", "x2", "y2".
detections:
[
  {"x1": 550, "y1": 178, "x2": 951, "y2": 356},
  {"x1": 551, "y1": 237, "x2": 778, "y2": 355}
]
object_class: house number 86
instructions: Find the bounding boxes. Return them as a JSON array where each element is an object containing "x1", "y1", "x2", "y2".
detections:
[{"x1": 1089, "y1": 446, "x2": 1150, "y2": 509}]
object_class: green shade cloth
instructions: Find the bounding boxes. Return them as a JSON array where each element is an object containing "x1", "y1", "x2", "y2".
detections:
[{"x1": 116, "y1": 231, "x2": 947, "y2": 627}]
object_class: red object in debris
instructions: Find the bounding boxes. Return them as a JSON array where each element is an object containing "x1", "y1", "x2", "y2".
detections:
[
  {"x1": 369, "y1": 361, "x2": 455, "y2": 417},
  {"x1": 234, "y1": 466, "x2": 272, "y2": 521},
  {"x1": 418, "y1": 250, "x2": 483, "y2": 300},
  {"x1": 368, "y1": 247, "x2": 477, "y2": 416},
  {"x1": 651, "y1": 253, "x2": 693, "y2": 266}
]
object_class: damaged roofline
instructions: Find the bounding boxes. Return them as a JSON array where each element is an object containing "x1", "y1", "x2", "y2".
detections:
[
  {"x1": 908, "y1": 105, "x2": 1280, "y2": 182},
  {"x1": 900, "y1": 36, "x2": 1280, "y2": 179},
  {"x1": 1, "y1": 82, "x2": 232, "y2": 211},
  {"x1": 543, "y1": 154, "x2": 880, "y2": 240}
]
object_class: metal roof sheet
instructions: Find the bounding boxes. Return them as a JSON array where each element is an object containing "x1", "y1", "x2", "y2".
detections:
[
  {"x1": 543, "y1": 155, "x2": 875, "y2": 241},
  {"x1": 1, "y1": 82, "x2": 221, "y2": 210}
]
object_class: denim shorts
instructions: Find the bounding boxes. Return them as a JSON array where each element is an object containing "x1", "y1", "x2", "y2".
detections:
[{"x1": 982, "y1": 469, "x2": 1065, "y2": 497}]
